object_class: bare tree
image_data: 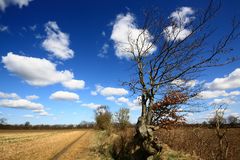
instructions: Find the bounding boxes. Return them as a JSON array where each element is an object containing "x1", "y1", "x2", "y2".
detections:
[
  {"x1": 210, "y1": 105, "x2": 229, "y2": 160},
  {"x1": 0, "y1": 117, "x2": 7, "y2": 125},
  {"x1": 227, "y1": 115, "x2": 238, "y2": 126},
  {"x1": 115, "y1": 108, "x2": 130, "y2": 129},
  {"x1": 120, "y1": 1, "x2": 240, "y2": 157}
]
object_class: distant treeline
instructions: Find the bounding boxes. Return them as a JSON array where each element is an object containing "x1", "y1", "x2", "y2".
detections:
[
  {"x1": 0, "y1": 121, "x2": 95, "y2": 130},
  {"x1": 158, "y1": 123, "x2": 240, "y2": 129},
  {"x1": 0, "y1": 121, "x2": 137, "y2": 130},
  {"x1": 0, "y1": 122, "x2": 239, "y2": 130}
]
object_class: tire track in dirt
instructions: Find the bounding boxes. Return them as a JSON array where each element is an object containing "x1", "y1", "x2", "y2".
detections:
[{"x1": 51, "y1": 131, "x2": 88, "y2": 160}]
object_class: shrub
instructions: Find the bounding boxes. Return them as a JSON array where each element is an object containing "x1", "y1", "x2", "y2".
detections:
[
  {"x1": 227, "y1": 115, "x2": 238, "y2": 126},
  {"x1": 109, "y1": 129, "x2": 135, "y2": 160},
  {"x1": 115, "y1": 108, "x2": 130, "y2": 130},
  {"x1": 95, "y1": 105, "x2": 112, "y2": 130}
]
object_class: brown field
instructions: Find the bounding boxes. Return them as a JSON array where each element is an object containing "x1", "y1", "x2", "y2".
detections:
[
  {"x1": 1, "y1": 127, "x2": 240, "y2": 160},
  {"x1": 0, "y1": 129, "x2": 100, "y2": 160},
  {"x1": 155, "y1": 127, "x2": 240, "y2": 160}
]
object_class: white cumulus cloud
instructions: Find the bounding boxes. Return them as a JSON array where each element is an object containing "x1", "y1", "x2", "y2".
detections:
[
  {"x1": 164, "y1": 7, "x2": 194, "y2": 41},
  {"x1": 42, "y1": 21, "x2": 74, "y2": 60},
  {"x1": 0, "y1": 91, "x2": 48, "y2": 115},
  {"x1": 0, "y1": 91, "x2": 19, "y2": 99},
  {"x1": 39, "y1": 111, "x2": 50, "y2": 116},
  {"x1": 92, "y1": 85, "x2": 128, "y2": 96},
  {"x1": 62, "y1": 79, "x2": 85, "y2": 90},
  {"x1": 0, "y1": 0, "x2": 33, "y2": 11},
  {"x1": 49, "y1": 91, "x2": 79, "y2": 101},
  {"x1": 2, "y1": 52, "x2": 73, "y2": 86},
  {"x1": 198, "y1": 90, "x2": 240, "y2": 99},
  {"x1": 164, "y1": 26, "x2": 192, "y2": 41},
  {"x1": 0, "y1": 98, "x2": 43, "y2": 110},
  {"x1": 106, "y1": 96, "x2": 116, "y2": 101},
  {"x1": 23, "y1": 114, "x2": 34, "y2": 118},
  {"x1": 171, "y1": 79, "x2": 197, "y2": 87},
  {"x1": 106, "y1": 96, "x2": 141, "y2": 110},
  {"x1": 210, "y1": 97, "x2": 236, "y2": 105},
  {"x1": 169, "y1": 7, "x2": 195, "y2": 26},
  {"x1": 206, "y1": 68, "x2": 240, "y2": 90},
  {"x1": 81, "y1": 103, "x2": 101, "y2": 109},
  {"x1": 0, "y1": 98, "x2": 47, "y2": 113},
  {"x1": 26, "y1": 95, "x2": 39, "y2": 100},
  {"x1": 111, "y1": 13, "x2": 156, "y2": 59}
]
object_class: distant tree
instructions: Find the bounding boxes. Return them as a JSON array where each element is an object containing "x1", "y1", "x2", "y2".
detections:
[
  {"x1": 78, "y1": 121, "x2": 87, "y2": 128},
  {"x1": 211, "y1": 105, "x2": 229, "y2": 160},
  {"x1": 24, "y1": 121, "x2": 31, "y2": 127},
  {"x1": 202, "y1": 121, "x2": 208, "y2": 125},
  {"x1": 208, "y1": 114, "x2": 226, "y2": 126},
  {"x1": 227, "y1": 115, "x2": 238, "y2": 126},
  {"x1": 95, "y1": 105, "x2": 112, "y2": 130},
  {"x1": 115, "y1": 108, "x2": 130, "y2": 129},
  {"x1": 0, "y1": 117, "x2": 7, "y2": 125}
]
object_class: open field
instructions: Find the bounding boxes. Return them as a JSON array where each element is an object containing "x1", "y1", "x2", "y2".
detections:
[
  {"x1": 0, "y1": 129, "x2": 99, "y2": 160},
  {"x1": 155, "y1": 127, "x2": 240, "y2": 160},
  {"x1": 1, "y1": 127, "x2": 240, "y2": 160}
]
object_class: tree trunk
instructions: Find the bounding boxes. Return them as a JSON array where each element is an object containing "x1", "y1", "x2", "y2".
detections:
[{"x1": 134, "y1": 115, "x2": 162, "y2": 159}]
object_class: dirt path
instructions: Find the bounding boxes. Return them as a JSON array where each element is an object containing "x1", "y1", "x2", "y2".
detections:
[
  {"x1": 0, "y1": 130, "x2": 99, "y2": 160},
  {"x1": 54, "y1": 130, "x2": 100, "y2": 160},
  {"x1": 51, "y1": 131, "x2": 88, "y2": 160}
]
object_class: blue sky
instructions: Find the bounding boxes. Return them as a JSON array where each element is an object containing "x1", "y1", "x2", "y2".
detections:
[{"x1": 0, "y1": 0, "x2": 240, "y2": 125}]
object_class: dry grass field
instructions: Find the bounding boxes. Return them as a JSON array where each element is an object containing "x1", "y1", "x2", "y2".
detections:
[
  {"x1": 1, "y1": 127, "x2": 240, "y2": 160},
  {"x1": 155, "y1": 127, "x2": 240, "y2": 160},
  {"x1": 0, "y1": 129, "x2": 99, "y2": 160}
]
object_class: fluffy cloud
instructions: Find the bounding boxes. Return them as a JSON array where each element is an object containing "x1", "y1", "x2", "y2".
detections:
[
  {"x1": 164, "y1": 7, "x2": 194, "y2": 41},
  {"x1": 164, "y1": 26, "x2": 191, "y2": 41},
  {"x1": 0, "y1": 98, "x2": 43, "y2": 110},
  {"x1": 42, "y1": 21, "x2": 74, "y2": 60},
  {"x1": 106, "y1": 96, "x2": 116, "y2": 101},
  {"x1": 116, "y1": 97, "x2": 130, "y2": 104},
  {"x1": 62, "y1": 79, "x2": 85, "y2": 90},
  {"x1": 91, "y1": 91, "x2": 98, "y2": 96},
  {"x1": 81, "y1": 103, "x2": 101, "y2": 109},
  {"x1": 0, "y1": 91, "x2": 47, "y2": 115},
  {"x1": 169, "y1": 7, "x2": 195, "y2": 26},
  {"x1": 0, "y1": 0, "x2": 33, "y2": 11},
  {"x1": 49, "y1": 91, "x2": 79, "y2": 101},
  {"x1": 92, "y1": 85, "x2": 128, "y2": 96},
  {"x1": 229, "y1": 112, "x2": 239, "y2": 117},
  {"x1": 23, "y1": 114, "x2": 34, "y2": 118},
  {"x1": 0, "y1": 25, "x2": 8, "y2": 32},
  {"x1": 101, "y1": 87, "x2": 128, "y2": 96},
  {"x1": 206, "y1": 68, "x2": 240, "y2": 90},
  {"x1": 2, "y1": 52, "x2": 73, "y2": 86},
  {"x1": 0, "y1": 91, "x2": 19, "y2": 99},
  {"x1": 198, "y1": 90, "x2": 240, "y2": 99},
  {"x1": 106, "y1": 96, "x2": 141, "y2": 110},
  {"x1": 0, "y1": 98, "x2": 49, "y2": 116},
  {"x1": 171, "y1": 79, "x2": 197, "y2": 87},
  {"x1": 26, "y1": 95, "x2": 39, "y2": 100},
  {"x1": 38, "y1": 111, "x2": 50, "y2": 116},
  {"x1": 209, "y1": 97, "x2": 236, "y2": 105},
  {"x1": 111, "y1": 13, "x2": 156, "y2": 59}
]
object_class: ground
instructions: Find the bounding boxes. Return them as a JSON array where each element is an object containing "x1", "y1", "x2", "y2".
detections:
[
  {"x1": 1, "y1": 127, "x2": 239, "y2": 160},
  {"x1": 0, "y1": 129, "x2": 100, "y2": 160},
  {"x1": 155, "y1": 127, "x2": 240, "y2": 160}
]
